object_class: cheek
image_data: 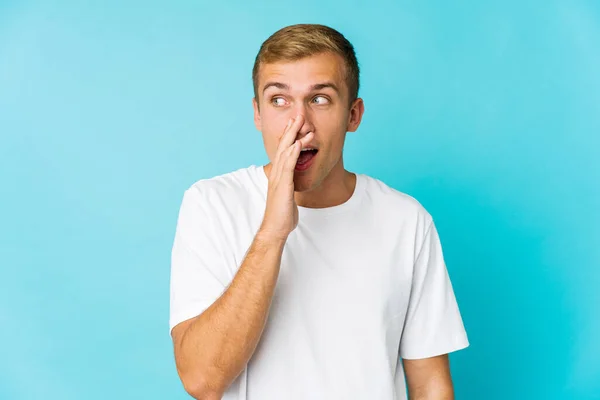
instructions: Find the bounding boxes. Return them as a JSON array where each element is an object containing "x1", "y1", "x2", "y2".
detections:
[
  {"x1": 327, "y1": 137, "x2": 346, "y2": 158},
  {"x1": 323, "y1": 134, "x2": 348, "y2": 164},
  {"x1": 261, "y1": 116, "x2": 294, "y2": 153},
  {"x1": 262, "y1": 112, "x2": 289, "y2": 138},
  {"x1": 261, "y1": 129, "x2": 284, "y2": 160},
  {"x1": 261, "y1": 133, "x2": 277, "y2": 156}
]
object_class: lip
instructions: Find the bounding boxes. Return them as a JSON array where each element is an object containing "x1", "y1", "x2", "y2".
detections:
[{"x1": 295, "y1": 150, "x2": 317, "y2": 172}]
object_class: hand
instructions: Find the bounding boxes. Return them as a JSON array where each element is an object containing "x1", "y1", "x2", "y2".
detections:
[{"x1": 259, "y1": 115, "x2": 314, "y2": 242}]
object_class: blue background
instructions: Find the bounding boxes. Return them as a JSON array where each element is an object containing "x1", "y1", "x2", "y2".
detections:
[{"x1": 1, "y1": 1, "x2": 599, "y2": 399}]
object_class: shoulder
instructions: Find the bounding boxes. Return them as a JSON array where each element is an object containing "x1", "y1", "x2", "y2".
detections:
[
  {"x1": 182, "y1": 165, "x2": 258, "y2": 209},
  {"x1": 360, "y1": 174, "x2": 434, "y2": 243},
  {"x1": 362, "y1": 175, "x2": 432, "y2": 221},
  {"x1": 174, "y1": 166, "x2": 261, "y2": 240}
]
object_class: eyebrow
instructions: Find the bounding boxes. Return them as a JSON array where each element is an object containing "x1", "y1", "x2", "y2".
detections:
[{"x1": 262, "y1": 81, "x2": 340, "y2": 95}]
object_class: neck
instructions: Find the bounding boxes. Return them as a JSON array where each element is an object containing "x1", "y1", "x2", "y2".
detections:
[
  {"x1": 296, "y1": 167, "x2": 356, "y2": 208},
  {"x1": 264, "y1": 158, "x2": 357, "y2": 209}
]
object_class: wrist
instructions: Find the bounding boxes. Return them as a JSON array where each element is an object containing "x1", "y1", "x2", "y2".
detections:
[{"x1": 255, "y1": 229, "x2": 288, "y2": 248}]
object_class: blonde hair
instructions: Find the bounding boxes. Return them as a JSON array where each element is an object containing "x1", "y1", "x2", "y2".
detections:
[{"x1": 252, "y1": 24, "x2": 360, "y2": 108}]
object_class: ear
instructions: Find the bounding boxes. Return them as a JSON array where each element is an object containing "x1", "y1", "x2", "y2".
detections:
[
  {"x1": 347, "y1": 98, "x2": 365, "y2": 133},
  {"x1": 252, "y1": 97, "x2": 262, "y2": 131}
]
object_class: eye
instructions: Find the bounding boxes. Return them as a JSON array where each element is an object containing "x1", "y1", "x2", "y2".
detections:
[
  {"x1": 312, "y1": 96, "x2": 330, "y2": 105},
  {"x1": 271, "y1": 97, "x2": 287, "y2": 107}
]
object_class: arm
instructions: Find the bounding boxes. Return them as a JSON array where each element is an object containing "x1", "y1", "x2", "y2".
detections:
[
  {"x1": 170, "y1": 115, "x2": 312, "y2": 399},
  {"x1": 403, "y1": 354, "x2": 454, "y2": 400},
  {"x1": 171, "y1": 232, "x2": 285, "y2": 399},
  {"x1": 399, "y1": 219, "x2": 469, "y2": 399}
]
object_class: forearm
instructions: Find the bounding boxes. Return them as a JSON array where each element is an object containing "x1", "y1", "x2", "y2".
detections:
[
  {"x1": 174, "y1": 232, "x2": 285, "y2": 398},
  {"x1": 409, "y1": 390, "x2": 453, "y2": 400},
  {"x1": 408, "y1": 380, "x2": 454, "y2": 400},
  {"x1": 404, "y1": 355, "x2": 454, "y2": 400}
]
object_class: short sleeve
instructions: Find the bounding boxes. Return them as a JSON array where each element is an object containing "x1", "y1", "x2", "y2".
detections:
[
  {"x1": 169, "y1": 187, "x2": 228, "y2": 334},
  {"x1": 399, "y1": 220, "x2": 469, "y2": 359}
]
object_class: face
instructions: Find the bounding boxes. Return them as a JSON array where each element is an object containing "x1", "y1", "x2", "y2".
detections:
[{"x1": 252, "y1": 52, "x2": 364, "y2": 192}]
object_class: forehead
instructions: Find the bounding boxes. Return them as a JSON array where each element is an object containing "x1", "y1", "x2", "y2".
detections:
[{"x1": 258, "y1": 52, "x2": 347, "y2": 93}]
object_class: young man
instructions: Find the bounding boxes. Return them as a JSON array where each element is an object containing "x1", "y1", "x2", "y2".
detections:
[{"x1": 169, "y1": 24, "x2": 469, "y2": 400}]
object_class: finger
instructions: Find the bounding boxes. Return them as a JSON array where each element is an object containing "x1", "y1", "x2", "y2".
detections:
[
  {"x1": 297, "y1": 131, "x2": 314, "y2": 150},
  {"x1": 273, "y1": 118, "x2": 293, "y2": 167},
  {"x1": 281, "y1": 131, "x2": 311, "y2": 178},
  {"x1": 275, "y1": 117, "x2": 293, "y2": 153},
  {"x1": 273, "y1": 118, "x2": 294, "y2": 165},
  {"x1": 275, "y1": 139, "x2": 298, "y2": 183},
  {"x1": 278, "y1": 115, "x2": 304, "y2": 154},
  {"x1": 273, "y1": 116, "x2": 302, "y2": 179},
  {"x1": 283, "y1": 140, "x2": 302, "y2": 180}
]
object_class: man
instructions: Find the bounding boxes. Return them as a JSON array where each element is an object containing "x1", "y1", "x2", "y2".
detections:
[{"x1": 169, "y1": 24, "x2": 469, "y2": 400}]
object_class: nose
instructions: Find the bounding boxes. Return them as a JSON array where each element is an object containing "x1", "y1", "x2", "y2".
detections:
[{"x1": 293, "y1": 113, "x2": 315, "y2": 138}]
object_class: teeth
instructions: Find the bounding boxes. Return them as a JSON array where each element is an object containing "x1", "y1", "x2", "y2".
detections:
[{"x1": 301, "y1": 148, "x2": 316, "y2": 152}]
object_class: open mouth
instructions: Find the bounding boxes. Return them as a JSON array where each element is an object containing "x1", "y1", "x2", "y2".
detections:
[{"x1": 296, "y1": 148, "x2": 318, "y2": 171}]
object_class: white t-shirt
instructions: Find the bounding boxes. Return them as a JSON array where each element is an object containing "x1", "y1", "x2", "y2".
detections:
[{"x1": 169, "y1": 164, "x2": 469, "y2": 400}]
